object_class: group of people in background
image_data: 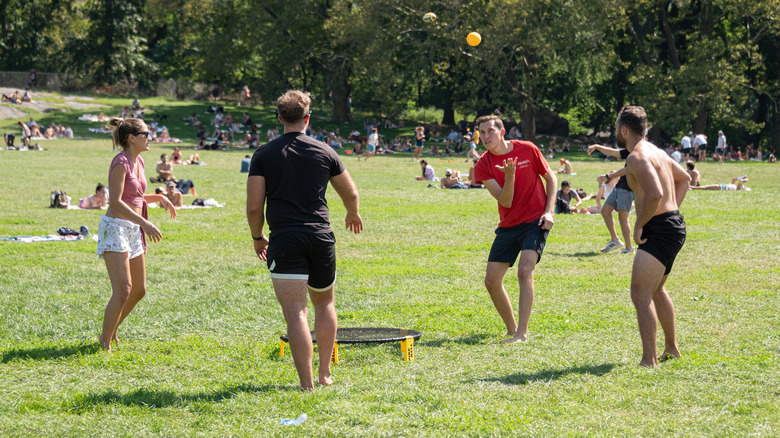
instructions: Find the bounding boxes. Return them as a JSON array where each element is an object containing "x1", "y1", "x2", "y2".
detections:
[{"x1": 675, "y1": 130, "x2": 774, "y2": 164}]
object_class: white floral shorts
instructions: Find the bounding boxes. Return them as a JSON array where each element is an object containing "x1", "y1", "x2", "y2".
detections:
[{"x1": 96, "y1": 215, "x2": 144, "y2": 259}]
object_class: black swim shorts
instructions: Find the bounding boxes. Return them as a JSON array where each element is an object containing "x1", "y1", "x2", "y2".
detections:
[
  {"x1": 638, "y1": 210, "x2": 686, "y2": 275},
  {"x1": 266, "y1": 231, "x2": 337, "y2": 291},
  {"x1": 488, "y1": 221, "x2": 549, "y2": 266}
]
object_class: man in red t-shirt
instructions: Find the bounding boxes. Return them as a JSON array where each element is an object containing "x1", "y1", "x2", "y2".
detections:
[{"x1": 473, "y1": 115, "x2": 557, "y2": 344}]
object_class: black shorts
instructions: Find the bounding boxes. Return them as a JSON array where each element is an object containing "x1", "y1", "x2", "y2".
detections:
[
  {"x1": 639, "y1": 211, "x2": 686, "y2": 275},
  {"x1": 488, "y1": 221, "x2": 549, "y2": 266},
  {"x1": 266, "y1": 231, "x2": 336, "y2": 291},
  {"x1": 697, "y1": 144, "x2": 707, "y2": 152}
]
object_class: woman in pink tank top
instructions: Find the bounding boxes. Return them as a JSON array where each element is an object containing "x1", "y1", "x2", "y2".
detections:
[{"x1": 97, "y1": 117, "x2": 176, "y2": 351}]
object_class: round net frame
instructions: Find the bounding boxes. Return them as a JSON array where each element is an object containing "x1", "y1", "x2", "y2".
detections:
[{"x1": 280, "y1": 327, "x2": 422, "y2": 344}]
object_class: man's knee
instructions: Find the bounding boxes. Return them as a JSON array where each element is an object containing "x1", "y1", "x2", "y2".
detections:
[{"x1": 484, "y1": 273, "x2": 504, "y2": 291}]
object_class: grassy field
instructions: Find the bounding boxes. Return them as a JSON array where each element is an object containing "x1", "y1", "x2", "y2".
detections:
[{"x1": 0, "y1": 96, "x2": 778, "y2": 437}]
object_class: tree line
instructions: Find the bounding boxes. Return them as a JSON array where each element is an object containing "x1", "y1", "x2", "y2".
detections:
[{"x1": 2, "y1": 0, "x2": 778, "y2": 150}]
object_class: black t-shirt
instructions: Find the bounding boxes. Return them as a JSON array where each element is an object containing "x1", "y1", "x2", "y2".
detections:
[
  {"x1": 616, "y1": 148, "x2": 631, "y2": 191},
  {"x1": 248, "y1": 132, "x2": 346, "y2": 234}
]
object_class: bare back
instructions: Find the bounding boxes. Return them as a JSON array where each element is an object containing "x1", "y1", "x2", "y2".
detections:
[{"x1": 626, "y1": 141, "x2": 680, "y2": 217}]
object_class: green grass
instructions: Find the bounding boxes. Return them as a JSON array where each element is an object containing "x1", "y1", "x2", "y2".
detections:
[{"x1": 1, "y1": 95, "x2": 779, "y2": 436}]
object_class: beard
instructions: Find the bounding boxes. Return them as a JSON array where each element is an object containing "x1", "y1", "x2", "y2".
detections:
[{"x1": 616, "y1": 130, "x2": 627, "y2": 149}]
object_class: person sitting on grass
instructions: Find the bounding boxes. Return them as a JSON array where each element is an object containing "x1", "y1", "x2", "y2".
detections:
[
  {"x1": 579, "y1": 178, "x2": 617, "y2": 214},
  {"x1": 79, "y1": 183, "x2": 109, "y2": 209},
  {"x1": 151, "y1": 153, "x2": 175, "y2": 183},
  {"x1": 685, "y1": 161, "x2": 700, "y2": 187},
  {"x1": 690, "y1": 175, "x2": 750, "y2": 191},
  {"x1": 557, "y1": 158, "x2": 574, "y2": 174},
  {"x1": 554, "y1": 180, "x2": 582, "y2": 214},
  {"x1": 171, "y1": 147, "x2": 183, "y2": 165},
  {"x1": 415, "y1": 160, "x2": 436, "y2": 181}
]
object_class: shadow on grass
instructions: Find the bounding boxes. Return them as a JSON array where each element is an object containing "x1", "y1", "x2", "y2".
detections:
[
  {"x1": 1, "y1": 341, "x2": 100, "y2": 363},
  {"x1": 419, "y1": 333, "x2": 492, "y2": 348},
  {"x1": 546, "y1": 251, "x2": 601, "y2": 258},
  {"x1": 478, "y1": 363, "x2": 616, "y2": 385},
  {"x1": 68, "y1": 383, "x2": 285, "y2": 412}
]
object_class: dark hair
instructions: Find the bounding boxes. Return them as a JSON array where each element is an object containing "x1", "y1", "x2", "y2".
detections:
[
  {"x1": 276, "y1": 90, "x2": 311, "y2": 124},
  {"x1": 95, "y1": 183, "x2": 105, "y2": 193},
  {"x1": 686, "y1": 161, "x2": 695, "y2": 170},
  {"x1": 108, "y1": 117, "x2": 145, "y2": 150},
  {"x1": 561, "y1": 180, "x2": 570, "y2": 188},
  {"x1": 617, "y1": 106, "x2": 647, "y2": 136},
  {"x1": 475, "y1": 115, "x2": 504, "y2": 131}
]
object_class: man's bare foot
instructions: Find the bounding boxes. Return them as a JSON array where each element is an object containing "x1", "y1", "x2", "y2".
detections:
[
  {"x1": 319, "y1": 375, "x2": 333, "y2": 386},
  {"x1": 499, "y1": 334, "x2": 527, "y2": 344},
  {"x1": 658, "y1": 351, "x2": 681, "y2": 362},
  {"x1": 502, "y1": 331, "x2": 516, "y2": 338},
  {"x1": 98, "y1": 334, "x2": 111, "y2": 351},
  {"x1": 638, "y1": 360, "x2": 659, "y2": 368}
]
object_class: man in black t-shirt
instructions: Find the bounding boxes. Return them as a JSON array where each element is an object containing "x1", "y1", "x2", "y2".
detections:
[
  {"x1": 247, "y1": 90, "x2": 363, "y2": 391},
  {"x1": 587, "y1": 144, "x2": 635, "y2": 254}
]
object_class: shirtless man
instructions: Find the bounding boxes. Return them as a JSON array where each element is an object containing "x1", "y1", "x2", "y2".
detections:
[
  {"x1": 619, "y1": 106, "x2": 691, "y2": 368},
  {"x1": 440, "y1": 169, "x2": 468, "y2": 189},
  {"x1": 685, "y1": 161, "x2": 700, "y2": 187},
  {"x1": 153, "y1": 154, "x2": 174, "y2": 182}
]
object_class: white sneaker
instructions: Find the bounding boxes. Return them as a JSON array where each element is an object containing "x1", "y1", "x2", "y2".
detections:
[
  {"x1": 619, "y1": 248, "x2": 634, "y2": 255},
  {"x1": 600, "y1": 240, "x2": 623, "y2": 253}
]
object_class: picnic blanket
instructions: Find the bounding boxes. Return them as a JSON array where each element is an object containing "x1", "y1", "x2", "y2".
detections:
[
  {"x1": 1, "y1": 235, "x2": 85, "y2": 243},
  {"x1": 148, "y1": 198, "x2": 225, "y2": 209}
]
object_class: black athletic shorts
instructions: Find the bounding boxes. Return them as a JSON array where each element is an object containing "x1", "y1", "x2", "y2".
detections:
[
  {"x1": 266, "y1": 231, "x2": 336, "y2": 291},
  {"x1": 488, "y1": 221, "x2": 549, "y2": 266},
  {"x1": 639, "y1": 210, "x2": 686, "y2": 275}
]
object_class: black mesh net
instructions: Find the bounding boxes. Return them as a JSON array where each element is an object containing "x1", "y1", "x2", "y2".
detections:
[{"x1": 280, "y1": 327, "x2": 422, "y2": 344}]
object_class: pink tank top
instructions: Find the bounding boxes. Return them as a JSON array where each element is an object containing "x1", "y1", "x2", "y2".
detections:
[{"x1": 109, "y1": 150, "x2": 147, "y2": 209}]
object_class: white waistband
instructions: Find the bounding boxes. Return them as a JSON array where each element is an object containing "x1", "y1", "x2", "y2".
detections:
[{"x1": 100, "y1": 215, "x2": 139, "y2": 228}]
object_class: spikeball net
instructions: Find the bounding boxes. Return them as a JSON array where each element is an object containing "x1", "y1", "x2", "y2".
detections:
[{"x1": 280, "y1": 327, "x2": 422, "y2": 362}]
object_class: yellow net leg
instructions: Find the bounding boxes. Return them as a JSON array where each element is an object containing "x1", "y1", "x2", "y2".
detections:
[
  {"x1": 280, "y1": 340, "x2": 286, "y2": 357},
  {"x1": 401, "y1": 336, "x2": 414, "y2": 361},
  {"x1": 331, "y1": 342, "x2": 339, "y2": 364}
]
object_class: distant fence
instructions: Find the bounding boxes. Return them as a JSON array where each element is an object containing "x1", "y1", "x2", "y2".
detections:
[
  {"x1": 0, "y1": 71, "x2": 63, "y2": 91},
  {"x1": 0, "y1": 71, "x2": 222, "y2": 101}
]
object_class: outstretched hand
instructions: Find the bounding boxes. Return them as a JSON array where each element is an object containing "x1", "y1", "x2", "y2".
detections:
[
  {"x1": 496, "y1": 157, "x2": 517, "y2": 176},
  {"x1": 161, "y1": 197, "x2": 177, "y2": 218},
  {"x1": 587, "y1": 144, "x2": 599, "y2": 155}
]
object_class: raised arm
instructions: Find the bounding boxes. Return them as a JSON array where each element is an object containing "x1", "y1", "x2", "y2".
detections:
[
  {"x1": 597, "y1": 166, "x2": 627, "y2": 184},
  {"x1": 587, "y1": 144, "x2": 623, "y2": 158},
  {"x1": 330, "y1": 170, "x2": 363, "y2": 234},
  {"x1": 246, "y1": 175, "x2": 268, "y2": 259},
  {"x1": 483, "y1": 157, "x2": 516, "y2": 208}
]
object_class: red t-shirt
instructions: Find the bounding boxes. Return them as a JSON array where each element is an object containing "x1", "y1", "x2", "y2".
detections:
[{"x1": 474, "y1": 140, "x2": 550, "y2": 228}]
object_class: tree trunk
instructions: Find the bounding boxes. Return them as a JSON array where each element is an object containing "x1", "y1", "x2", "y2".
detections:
[
  {"x1": 521, "y1": 104, "x2": 536, "y2": 142},
  {"x1": 331, "y1": 72, "x2": 350, "y2": 123},
  {"x1": 628, "y1": 14, "x2": 652, "y2": 66},
  {"x1": 692, "y1": 104, "x2": 708, "y2": 135},
  {"x1": 658, "y1": 0, "x2": 681, "y2": 70},
  {"x1": 441, "y1": 92, "x2": 455, "y2": 126},
  {"x1": 771, "y1": 102, "x2": 780, "y2": 155}
]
